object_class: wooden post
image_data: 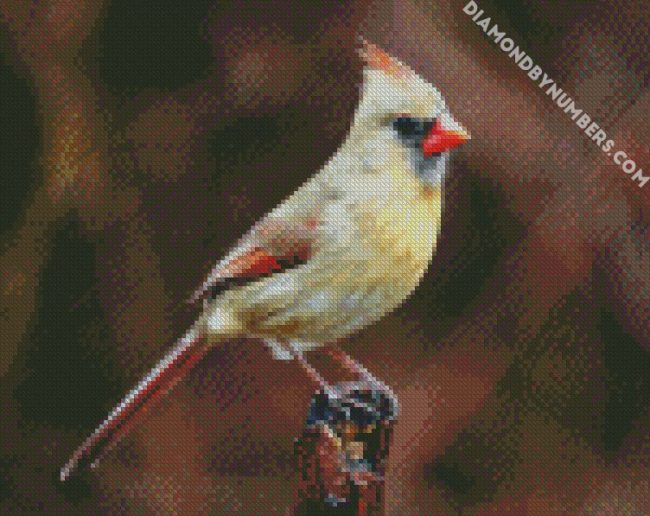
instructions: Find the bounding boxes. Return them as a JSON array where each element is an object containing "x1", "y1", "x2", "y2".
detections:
[{"x1": 293, "y1": 382, "x2": 398, "y2": 515}]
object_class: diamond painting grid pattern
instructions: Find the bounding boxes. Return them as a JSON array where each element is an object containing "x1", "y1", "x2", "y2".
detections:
[{"x1": 1, "y1": 1, "x2": 648, "y2": 514}]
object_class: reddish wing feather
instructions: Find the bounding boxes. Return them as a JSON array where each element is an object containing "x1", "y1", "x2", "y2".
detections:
[
  {"x1": 220, "y1": 247, "x2": 284, "y2": 278},
  {"x1": 192, "y1": 215, "x2": 318, "y2": 303}
]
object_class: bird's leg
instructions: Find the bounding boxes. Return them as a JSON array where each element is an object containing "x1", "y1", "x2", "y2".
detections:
[
  {"x1": 326, "y1": 347, "x2": 392, "y2": 394},
  {"x1": 289, "y1": 344, "x2": 334, "y2": 397}
]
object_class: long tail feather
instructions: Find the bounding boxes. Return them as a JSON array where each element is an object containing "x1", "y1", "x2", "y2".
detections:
[{"x1": 60, "y1": 324, "x2": 211, "y2": 481}]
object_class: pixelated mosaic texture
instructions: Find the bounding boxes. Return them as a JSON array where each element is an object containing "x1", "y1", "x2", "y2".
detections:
[{"x1": 1, "y1": 0, "x2": 648, "y2": 513}]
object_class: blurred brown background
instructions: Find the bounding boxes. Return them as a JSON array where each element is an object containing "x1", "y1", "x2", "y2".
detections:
[{"x1": 1, "y1": 0, "x2": 648, "y2": 513}]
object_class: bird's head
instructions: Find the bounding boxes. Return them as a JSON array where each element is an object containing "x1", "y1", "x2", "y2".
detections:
[{"x1": 351, "y1": 38, "x2": 470, "y2": 187}]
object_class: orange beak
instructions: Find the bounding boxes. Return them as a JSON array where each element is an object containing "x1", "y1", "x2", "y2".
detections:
[{"x1": 422, "y1": 120, "x2": 470, "y2": 157}]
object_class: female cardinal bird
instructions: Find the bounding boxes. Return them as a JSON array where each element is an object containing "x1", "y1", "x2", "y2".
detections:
[{"x1": 60, "y1": 39, "x2": 469, "y2": 481}]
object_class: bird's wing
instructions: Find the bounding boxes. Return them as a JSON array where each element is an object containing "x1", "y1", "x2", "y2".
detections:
[
  {"x1": 190, "y1": 210, "x2": 322, "y2": 304},
  {"x1": 191, "y1": 164, "x2": 350, "y2": 305}
]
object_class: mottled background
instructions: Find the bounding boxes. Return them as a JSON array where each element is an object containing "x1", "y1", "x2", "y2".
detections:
[{"x1": 1, "y1": 0, "x2": 648, "y2": 513}]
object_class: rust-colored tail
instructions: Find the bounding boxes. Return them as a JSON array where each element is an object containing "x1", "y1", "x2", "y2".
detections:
[{"x1": 60, "y1": 324, "x2": 211, "y2": 481}]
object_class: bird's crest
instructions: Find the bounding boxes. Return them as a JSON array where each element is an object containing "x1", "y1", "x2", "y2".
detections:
[{"x1": 358, "y1": 37, "x2": 413, "y2": 79}]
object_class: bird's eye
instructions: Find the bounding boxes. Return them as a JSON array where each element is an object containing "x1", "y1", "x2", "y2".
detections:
[{"x1": 392, "y1": 117, "x2": 434, "y2": 139}]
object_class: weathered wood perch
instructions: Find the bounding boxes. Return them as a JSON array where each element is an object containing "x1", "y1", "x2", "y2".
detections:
[{"x1": 293, "y1": 382, "x2": 398, "y2": 515}]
